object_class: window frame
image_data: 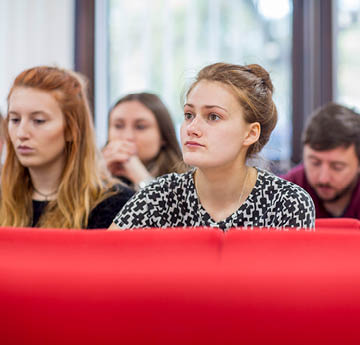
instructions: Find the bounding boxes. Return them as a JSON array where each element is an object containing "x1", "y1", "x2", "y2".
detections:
[{"x1": 75, "y1": 0, "x2": 335, "y2": 163}]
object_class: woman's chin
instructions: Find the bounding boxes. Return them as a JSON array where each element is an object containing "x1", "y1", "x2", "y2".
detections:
[
  {"x1": 182, "y1": 155, "x2": 198, "y2": 167},
  {"x1": 183, "y1": 159, "x2": 208, "y2": 170}
]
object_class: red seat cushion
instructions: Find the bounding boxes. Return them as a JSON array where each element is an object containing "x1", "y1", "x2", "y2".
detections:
[
  {"x1": 315, "y1": 217, "x2": 360, "y2": 230},
  {"x1": 1, "y1": 227, "x2": 360, "y2": 344}
]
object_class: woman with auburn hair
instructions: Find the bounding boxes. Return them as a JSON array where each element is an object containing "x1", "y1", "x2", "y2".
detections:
[
  {"x1": 110, "y1": 62, "x2": 315, "y2": 230},
  {"x1": 0, "y1": 66, "x2": 134, "y2": 229},
  {"x1": 102, "y1": 92, "x2": 185, "y2": 190}
]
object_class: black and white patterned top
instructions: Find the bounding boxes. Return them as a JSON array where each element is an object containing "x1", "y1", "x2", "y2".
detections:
[{"x1": 113, "y1": 168, "x2": 315, "y2": 230}]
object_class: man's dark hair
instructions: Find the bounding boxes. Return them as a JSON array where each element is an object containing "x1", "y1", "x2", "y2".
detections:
[{"x1": 303, "y1": 102, "x2": 360, "y2": 160}]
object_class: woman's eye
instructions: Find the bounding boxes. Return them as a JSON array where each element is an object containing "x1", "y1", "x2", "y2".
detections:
[
  {"x1": 135, "y1": 124, "x2": 147, "y2": 130},
  {"x1": 184, "y1": 112, "x2": 193, "y2": 120},
  {"x1": 34, "y1": 119, "x2": 45, "y2": 124},
  {"x1": 114, "y1": 123, "x2": 124, "y2": 129},
  {"x1": 9, "y1": 118, "x2": 20, "y2": 124},
  {"x1": 208, "y1": 113, "x2": 220, "y2": 121}
]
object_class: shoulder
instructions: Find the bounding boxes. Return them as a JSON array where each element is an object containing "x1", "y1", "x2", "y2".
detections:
[
  {"x1": 138, "y1": 170, "x2": 193, "y2": 195},
  {"x1": 256, "y1": 168, "x2": 315, "y2": 228},
  {"x1": 155, "y1": 170, "x2": 193, "y2": 185},
  {"x1": 112, "y1": 171, "x2": 194, "y2": 229},
  {"x1": 96, "y1": 185, "x2": 135, "y2": 210},
  {"x1": 87, "y1": 185, "x2": 135, "y2": 229},
  {"x1": 257, "y1": 168, "x2": 313, "y2": 203},
  {"x1": 280, "y1": 164, "x2": 306, "y2": 184},
  {"x1": 347, "y1": 177, "x2": 360, "y2": 212},
  {"x1": 110, "y1": 183, "x2": 135, "y2": 199}
]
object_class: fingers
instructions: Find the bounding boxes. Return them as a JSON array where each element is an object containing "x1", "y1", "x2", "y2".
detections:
[
  {"x1": 123, "y1": 156, "x2": 153, "y2": 185},
  {"x1": 104, "y1": 140, "x2": 136, "y2": 156},
  {"x1": 103, "y1": 141, "x2": 135, "y2": 163},
  {"x1": 102, "y1": 140, "x2": 142, "y2": 179}
]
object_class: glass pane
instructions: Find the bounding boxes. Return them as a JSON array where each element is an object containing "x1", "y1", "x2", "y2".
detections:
[
  {"x1": 108, "y1": 0, "x2": 292, "y2": 162},
  {"x1": 336, "y1": 0, "x2": 360, "y2": 112}
]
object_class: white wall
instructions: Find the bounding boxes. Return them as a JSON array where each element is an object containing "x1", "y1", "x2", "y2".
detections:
[{"x1": 0, "y1": 0, "x2": 75, "y2": 114}]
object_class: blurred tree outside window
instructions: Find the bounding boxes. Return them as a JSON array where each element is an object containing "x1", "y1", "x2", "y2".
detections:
[{"x1": 107, "y1": 0, "x2": 292, "y2": 162}]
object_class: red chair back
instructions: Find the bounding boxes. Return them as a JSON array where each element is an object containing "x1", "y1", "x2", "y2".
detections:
[{"x1": 315, "y1": 217, "x2": 360, "y2": 230}]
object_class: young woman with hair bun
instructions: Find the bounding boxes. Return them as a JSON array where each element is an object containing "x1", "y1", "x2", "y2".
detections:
[
  {"x1": 110, "y1": 62, "x2": 315, "y2": 230},
  {"x1": 0, "y1": 66, "x2": 134, "y2": 229}
]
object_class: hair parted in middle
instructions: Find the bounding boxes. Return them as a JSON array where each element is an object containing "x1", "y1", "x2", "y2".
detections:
[
  {"x1": 186, "y1": 62, "x2": 278, "y2": 157},
  {"x1": 109, "y1": 92, "x2": 185, "y2": 176},
  {"x1": 0, "y1": 65, "x2": 119, "y2": 228}
]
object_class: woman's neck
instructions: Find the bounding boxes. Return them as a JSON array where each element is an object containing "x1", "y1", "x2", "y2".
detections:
[
  {"x1": 29, "y1": 161, "x2": 64, "y2": 201},
  {"x1": 194, "y1": 165, "x2": 257, "y2": 222}
]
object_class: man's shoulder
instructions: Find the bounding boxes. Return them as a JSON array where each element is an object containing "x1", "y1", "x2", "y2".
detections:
[
  {"x1": 280, "y1": 164, "x2": 306, "y2": 185},
  {"x1": 346, "y1": 177, "x2": 360, "y2": 212}
]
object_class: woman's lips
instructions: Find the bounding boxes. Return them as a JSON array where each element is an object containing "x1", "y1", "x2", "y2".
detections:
[
  {"x1": 185, "y1": 141, "x2": 204, "y2": 147},
  {"x1": 17, "y1": 146, "x2": 35, "y2": 154}
]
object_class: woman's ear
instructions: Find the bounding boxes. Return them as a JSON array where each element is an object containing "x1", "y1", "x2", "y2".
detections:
[{"x1": 243, "y1": 122, "x2": 260, "y2": 147}]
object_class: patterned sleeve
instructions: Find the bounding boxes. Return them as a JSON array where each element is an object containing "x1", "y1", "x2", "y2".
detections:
[
  {"x1": 275, "y1": 184, "x2": 316, "y2": 229},
  {"x1": 112, "y1": 178, "x2": 168, "y2": 229}
]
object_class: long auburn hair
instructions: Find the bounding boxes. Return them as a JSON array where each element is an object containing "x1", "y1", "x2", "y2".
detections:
[
  {"x1": 109, "y1": 93, "x2": 185, "y2": 176},
  {"x1": 0, "y1": 66, "x2": 118, "y2": 228}
]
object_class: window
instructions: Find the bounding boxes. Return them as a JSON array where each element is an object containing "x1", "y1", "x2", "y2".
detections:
[
  {"x1": 0, "y1": 0, "x2": 74, "y2": 114},
  {"x1": 335, "y1": 0, "x2": 360, "y2": 112},
  {"x1": 105, "y1": 0, "x2": 293, "y2": 161}
]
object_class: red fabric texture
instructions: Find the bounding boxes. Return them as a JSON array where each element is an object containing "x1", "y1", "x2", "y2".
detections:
[
  {"x1": 1, "y1": 222, "x2": 360, "y2": 345},
  {"x1": 316, "y1": 217, "x2": 360, "y2": 230}
]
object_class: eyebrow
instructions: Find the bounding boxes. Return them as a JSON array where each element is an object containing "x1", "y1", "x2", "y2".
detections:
[
  {"x1": 113, "y1": 118, "x2": 151, "y2": 123},
  {"x1": 307, "y1": 155, "x2": 321, "y2": 160},
  {"x1": 8, "y1": 110, "x2": 49, "y2": 116},
  {"x1": 184, "y1": 103, "x2": 228, "y2": 113},
  {"x1": 330, "y1": 162, "x2": 346, "y2": 166},
  {"x1": 308, "y1": 155, "x2": 346, "y2": 165}
]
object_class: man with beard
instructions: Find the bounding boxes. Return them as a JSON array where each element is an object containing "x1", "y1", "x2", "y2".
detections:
[{"x1": 282, "y1": 102, "x2": 360, "y2": 218}]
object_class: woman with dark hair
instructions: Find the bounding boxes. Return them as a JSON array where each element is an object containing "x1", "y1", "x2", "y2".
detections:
[
  {"x1": 0, "y1": 66, "x2": 134, "y2": 229},
  {"x1": 110, "y1": 62, "x2": 315, "y2": 230},
  {"x1": 102, "y1": 92, "x2": 185, "y2": 189}
]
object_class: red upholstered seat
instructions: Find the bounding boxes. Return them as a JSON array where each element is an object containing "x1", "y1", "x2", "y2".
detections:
[
  {"x1": 0, "y1": 226, "x2": 222, "y2": 262},
  {"x1": 1, "y1": 226, "x2": 360, "y2": 345},
  {"x1": 223, "y1": 228, "x2": 360, "y2": 344},
  {"x1": 315, "y1": 217, "x2": 360, "y2": 230}
]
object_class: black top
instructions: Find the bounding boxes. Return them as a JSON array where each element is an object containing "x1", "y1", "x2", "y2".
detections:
[
  {"x1": 113, "y1": 168, "x2": 315, "y2": 230},
  {"x1": 32, "y1": 185, "x2": 134, "y2": 229}
]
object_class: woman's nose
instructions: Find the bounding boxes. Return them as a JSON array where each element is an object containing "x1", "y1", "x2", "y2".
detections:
[
  {"x1": 16, "y1": 120, "x2": 30, "y2": 139},
  {"x1": 122, "y1": 127, "x2": 135, "y2": 141},
  {"x1": 186, "y1": 116, "x2": 202, "y2": 137}
]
